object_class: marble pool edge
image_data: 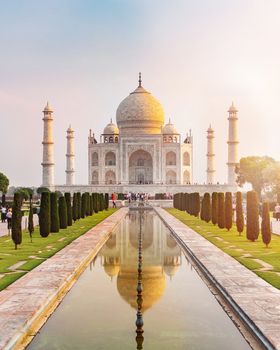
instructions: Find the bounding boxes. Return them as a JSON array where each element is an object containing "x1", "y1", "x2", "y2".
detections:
[
  {"x1": 0, "y1": 207, "x2": 128, "y2": 350},
  {"x1": 155, "y1": 207, "x2": 280, "y2": 350}
]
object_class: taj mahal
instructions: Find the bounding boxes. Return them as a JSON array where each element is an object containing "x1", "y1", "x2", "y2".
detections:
[{"x1": 41, "y1": 74, "x2": 239, "y2": 195}]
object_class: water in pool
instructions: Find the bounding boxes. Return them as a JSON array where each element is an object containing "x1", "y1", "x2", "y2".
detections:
[{"x1": 28, "y1": 210, "x2": 251, "y2": 350}]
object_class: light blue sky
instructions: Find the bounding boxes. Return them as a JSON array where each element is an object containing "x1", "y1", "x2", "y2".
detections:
[{"x1": 1, "y1": 0, "x2": 279, "y2": 186}]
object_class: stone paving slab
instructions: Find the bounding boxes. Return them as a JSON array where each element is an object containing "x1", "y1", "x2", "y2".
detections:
[
  {"x1": 155, "y1": 207, "x2": 280, "y2": 350},
  {"x1": 0, "y1": 208, "x2": 128, "y2": 350}
]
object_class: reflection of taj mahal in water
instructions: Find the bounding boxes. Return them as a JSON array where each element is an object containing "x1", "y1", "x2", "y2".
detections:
[
  {"x1": 100, "y1": 210, "x2": 181, "y2": 311},
  {"x1": 42, "y1": 73, "x2": 239, "y2": 194}
]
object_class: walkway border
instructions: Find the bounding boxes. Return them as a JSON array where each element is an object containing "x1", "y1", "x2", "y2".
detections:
[
  {"x1": 0, "y1": 208, "x2": 128, "y2": 350},
  {"x1": 155, "y1": 207, "x2": 280, "y2": 350}
]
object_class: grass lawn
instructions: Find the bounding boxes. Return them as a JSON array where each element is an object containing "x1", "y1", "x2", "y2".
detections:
[
  {"x1": 0, "y1": 208, "x2": 117, "y2": 291},
  {"x1": 166, "y1": 208, "x2": 280, "y2": 290}
]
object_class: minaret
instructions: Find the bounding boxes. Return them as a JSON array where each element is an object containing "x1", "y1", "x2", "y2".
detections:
[
  {"x1": 206, "y1": 125, "x2": 215, "y2": 184},
  {"x1": 227, "y1": 102, "x2": 239, "y2": 185},
  {"x1": 41, "y1": 102, "x2": 54, "y2": 187},
  {"x1": 66, "y1": 125, "x2": 75, "y2": 185}
]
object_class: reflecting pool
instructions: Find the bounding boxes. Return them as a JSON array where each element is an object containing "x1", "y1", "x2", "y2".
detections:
[{"x1": 28, "y1": 210, "x2": 251, "y2": 350}]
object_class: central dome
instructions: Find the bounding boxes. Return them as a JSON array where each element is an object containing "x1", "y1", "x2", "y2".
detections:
[{"x1": 116, "y1": 75, "x2": 165, "y2": 135}]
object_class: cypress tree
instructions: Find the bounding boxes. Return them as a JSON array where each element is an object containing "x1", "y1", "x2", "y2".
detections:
[
  {"x1": 211, "y1": 192, "x2": 218, "y2": 225},
  {"x1": 81, "y1": 193, "x2": 86, "y2": 218},
  {"x1": 12, "y1": 192, "x2": 22, "y2": 249},
  {"x1": 65, "y1": 193, "x2": 72, "y2": 226},
  {"x1": 77, "y1": 192, "x2": 81, "y2": 219},
  {"x1": 100, "y1": 193, "x2": 105, "y2": 211},
  {"x1": 193, "y1": 192, "x2": 200, "y2": 217},
  {"x1": 236, "y1": 192, "x2": 244, "y2": 235},
  {"x1": 89, "y1": 193, "x2": 93, "y2": 215},
  {"x1": 59, "y1": 196, "x2": 68, "y2": 229},
  {"x1": 225, "y1": 192, "x2": 233, "y2": 231},
  {"x1": 246, "y1": 191, "x2": 259, "y2": 242},
  {"x1": 204, "y1": 193, "x2": 211, "y2": 223},
  {"x1": 28, "y1": 196, "x2": 34, "y2": 242},
  {"x1": 261, "y1": 202, "x2": 271, "y2": 247},
  {"x1": 72, "y1": 193, "x2": 77, "y2": 222},
  {"x1": 105, "y1": 193, "x2": 109, "y2": 210},
  {"x1": 50, "y1": 192, "x2": 60, "y2": 233},
  {"x1": 93, "y1": 193, "x2": 98, "y2": 213},
  {"x1": 185, "y1": 193, "x2": 190, "y2": 213},
  {"x1": 91, "y1": 193, "x2": 94, "y2": 215},
  {"x1": 200, "y1": 196, "x2": 205, "y2": 221},
  {"x1": 217, "y1": 192, "x2": 225, "y2": 229},
  {"x1": 39, "y1": 192, "x2": 51, "y2": 237}
]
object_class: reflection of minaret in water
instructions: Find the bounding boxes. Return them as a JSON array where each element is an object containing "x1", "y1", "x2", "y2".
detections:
[{"x1": 135, "y1": 207, "x2": 144, "y2": 349}]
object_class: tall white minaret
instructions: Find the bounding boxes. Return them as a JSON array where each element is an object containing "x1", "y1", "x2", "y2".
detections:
[
  {"x1": 66, "y1": 125, "x2": 75, "y2": 185},
  {"x1": 42, "y1": 102, "x2": 54, "y2": 187},
  {"x1": 206, "y1": 125, "x2": 215, "y2": 184},
  {"x1": 227, "y1": 102, "x2": 239, "y2": 185}
]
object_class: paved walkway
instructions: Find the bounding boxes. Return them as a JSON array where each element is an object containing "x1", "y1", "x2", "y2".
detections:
[
  {"x1": 155, "y1": 207, "x2": 280, "y2": 350},
  {"x1": 0, "y1": 215, "x2": 39, "y2": 237},
  {"x1": 0, "y1": 208, "x2": 128, "y2": 350}
]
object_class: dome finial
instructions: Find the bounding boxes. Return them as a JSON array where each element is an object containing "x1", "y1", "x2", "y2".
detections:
[
  {"x1": 110, "y1": 118, "x2": 112, "y2": 123},
  {"x1": 138, "y1": 72, "x2": 142, "y2": 87}
]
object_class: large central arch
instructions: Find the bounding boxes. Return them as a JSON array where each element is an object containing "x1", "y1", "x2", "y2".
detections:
[{"x1": 129, "y1": 150, "x2": 153, "y2": 184}]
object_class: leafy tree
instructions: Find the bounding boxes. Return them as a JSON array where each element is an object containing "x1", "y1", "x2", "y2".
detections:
[
  {"x1": 0, "y1": 172, "x2": 9, "y2": 198},
  {"x1": 262, "y1": 161, "x2": 280, "y2": 201},
  {"x1": 65, "y1": 193, "x2": 72, "y2": 226},
  {"x1": 217, "y1": 192, "x2": 225, "y2": 229},
  {"x1": 50, "y1": 192, "x2": 60, "y2": 232},
  {"x1": 236, "y1": 192, "x2": 244, "y2": 235},
  {"x1": 236, "y1": 156, "x2": 275, "y2": 197},
  {"x1": 59, "y1": 196, "x2": 68, "y2": 229},
  {"x1": 246, "y1": 191, "x2": 259, "y2": 242},
  {"x1": 37, "y1": 187, "x2": 51, "y2": 195},
  {"x1": 261, "y1": 202, "x2": 271, "y2": 247},
  {"x1": 72, "y1": 193, "x2": 78, "y2": 222},
  {"x1": 203, "y1": 193, "x2": 211, "y2": 223},
  {"x1": 39, "y1": 192, "x2": 51, "y2": 237},
  {"x1": 211, "y1": 192, "x2": 218, "y2": 225},
  {"x1": 11, "y1": 192, "x2": 22, "y2": 249},
  {"x1": 14, "y1": 187, "x2": 30, "y2": 202},
  {"x1": 225, "y1": 192, "x2": 233, "y2": 231}
]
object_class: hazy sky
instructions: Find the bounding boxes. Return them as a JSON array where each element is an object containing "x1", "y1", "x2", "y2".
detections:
[{"x1": 1, "y1": 0, "x2": 279, "y2": 186}]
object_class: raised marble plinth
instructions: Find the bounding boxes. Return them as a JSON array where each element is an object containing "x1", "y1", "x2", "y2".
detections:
[
  {"x1": 0, "y1": 208, "x2": 128, "y2": 350},
  {"x1": 155, "y1": 207, "x2": 280, "y2": 350}
]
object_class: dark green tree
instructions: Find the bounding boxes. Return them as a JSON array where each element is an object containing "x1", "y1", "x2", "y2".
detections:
[
  {"x1": 81, "y1": 193, "x2": 86, "y2": 218},
  {"x1": 261, "y1": 202, "x2": 271, "y2": 247},
  {"x1": 93, "y1": 193, "x2": 98, "y2": 213},
  {"x1": 246, "y1": 191, "x2": 259, "y2": 242},
  {"x1": 50, "y1": 192, "x2": 60, "y2": 233},
  {"x1": 77, "y1": 192, "x2": 81, "y2": 219},
  {"x1": 193, "y1": 193, "x2": 200, "y2": 217},
  {"x1": 59, "y1": 196, "x2": 68, "y2": 229},
  {"x1": 211, "y1": 192, "x2": 218, "y2": 225},
  {"x1": 105, "y1": 193, "x2": 109, "y2": 210},
  {"x1": 28, "y1": 194, "x2": 34, "y2": 243},
  {"x1": 39, "y1": 192, "x2": 51, "y2": 237},
  {"x1": 89, "y1": 193, "x2": 93, "y2": 215},
  {"x1": 0, "y1": 172, "x2": 9, "y2": 204},
  {"x1": 72, "y1": 193, "x2": 78, "y2": 222},
  {"x1": 99, "y1": 193, "x2": 105, "y2": 211},
  {"x1": 217, "y1": 192, "x2": 225, "y2": 229},
  {"x1": 11, "y1": 192, "x2": 22, "y2": 249},
  {"x1": 236, "y1": 192, "x2": 244, "y2": 235},
  {"x1": 225, "y1": 192, "x2": 233, "y2": 231},
  {"x1": 65, "y1": 193, "x2": 72, "y2": 226},
  {"x1": 37, "y1": 187, "x2": 51, "y2": 195},
  {"x1": 203, "y1": 193, "x2": 211, "y2": 223}
]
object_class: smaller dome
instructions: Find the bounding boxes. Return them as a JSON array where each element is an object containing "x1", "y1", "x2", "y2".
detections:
[
  {"x1": 162, "y1": 119, "x2": 178, "y2": 134},
  {"x1": 103, "y1": 119, "x2": 119, "y2": 134}
]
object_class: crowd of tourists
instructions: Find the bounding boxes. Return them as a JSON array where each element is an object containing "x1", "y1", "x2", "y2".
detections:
[{"x1": 1, "y1": 205, "x2": 13, "y2": 233}]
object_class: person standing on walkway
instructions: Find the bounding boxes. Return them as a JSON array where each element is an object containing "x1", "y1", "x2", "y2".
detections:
[
  {"x1": 1, "y1": 206, "x2": 7, "y2": 223},
  {"x1": 112, "y1": 193, "x2": 117, "y2": 208},
  {"x1": 275, "y1": 203, "x2": 280, "y2": 221},
  {"x1": 6, "y1": 208, "x2": 12, "y2": 235}
]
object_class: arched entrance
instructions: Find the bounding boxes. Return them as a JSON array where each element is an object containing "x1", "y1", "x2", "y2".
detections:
[{"x1": 129, "y1": 150, "x2": 153, "y2": 184}]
